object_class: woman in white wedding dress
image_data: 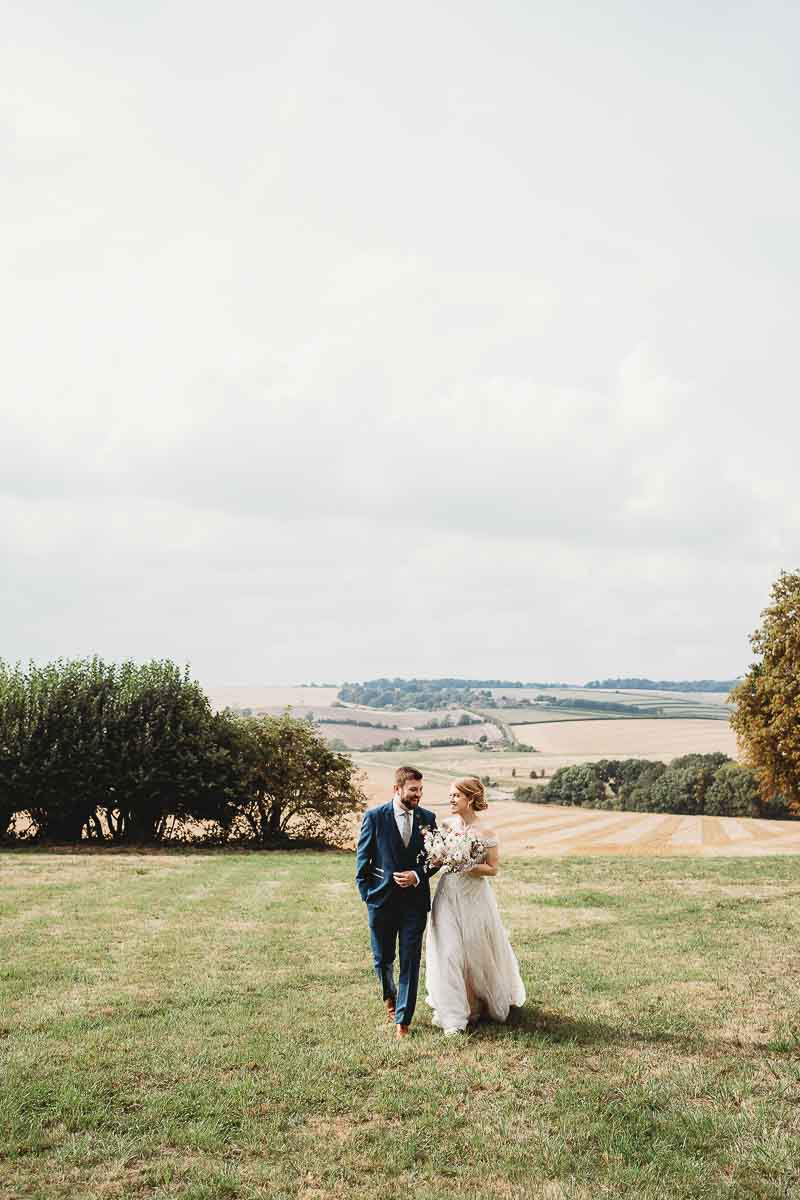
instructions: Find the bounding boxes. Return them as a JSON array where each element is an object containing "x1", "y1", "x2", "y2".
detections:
[{"x1": 425, "y1": 776, "x2": 526, "y2": 1035}]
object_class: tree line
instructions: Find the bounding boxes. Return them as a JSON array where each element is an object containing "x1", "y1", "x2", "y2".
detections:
[
  {"x1": 585, "y1": 678, "x2": 740, "y2": 692},
  {"x1": 532, "y1": 695, "x2": 662, "y2": 715},
  {"x1": 0, "y1": 659, "x2": 365, "y2": 845},
  {"x1": 514, "y1": 754, "x2": 793, "y2": 819},
  {"x1": 337, "y1": 678, "x2": 568, "y2": 710},
  {"x1": 362, "y1": 736, "x2": 478, "y2": 753}
]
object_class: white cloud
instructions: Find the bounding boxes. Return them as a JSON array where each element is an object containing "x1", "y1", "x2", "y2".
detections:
[{"x1": 2, "y1": 1, "x2": 799, "y2": 683}]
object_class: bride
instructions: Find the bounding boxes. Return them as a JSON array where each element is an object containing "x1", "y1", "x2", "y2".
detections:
[{"x1": 425, "y1": 776, "x2": 526, "y2": 1035}]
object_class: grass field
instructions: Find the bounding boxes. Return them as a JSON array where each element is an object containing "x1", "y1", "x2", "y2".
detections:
[{"x1": 2, "y1": 850, "x2": 799, "y2": 1199}]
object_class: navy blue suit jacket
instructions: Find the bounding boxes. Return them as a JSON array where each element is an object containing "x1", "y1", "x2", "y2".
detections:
[{"x1": 355, "y1": 802, "x2": 439, "y2": 912}]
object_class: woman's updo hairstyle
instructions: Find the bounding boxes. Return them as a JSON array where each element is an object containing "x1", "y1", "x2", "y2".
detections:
[{"x1": 454, "y1": 776, "x2": 487, "y2": 812}]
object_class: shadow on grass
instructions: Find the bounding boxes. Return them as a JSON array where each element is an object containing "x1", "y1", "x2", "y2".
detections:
[{"x1": 471, "y1": 1003, "x2": 760, "y2": 1060}]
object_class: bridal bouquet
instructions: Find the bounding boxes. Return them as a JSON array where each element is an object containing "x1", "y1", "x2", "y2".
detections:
[{"x1": 418, "y1": 824, "x2": 487, "y2": 875}]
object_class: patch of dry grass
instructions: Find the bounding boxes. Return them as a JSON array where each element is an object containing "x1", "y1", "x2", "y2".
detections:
[{"x1": 2, "y1": 851, "x2": 800, "y2": 1199}]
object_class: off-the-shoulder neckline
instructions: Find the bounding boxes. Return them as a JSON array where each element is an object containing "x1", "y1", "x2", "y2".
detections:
[{"x1": 444, "y1": 816, "x2": 497, "y2": 838}]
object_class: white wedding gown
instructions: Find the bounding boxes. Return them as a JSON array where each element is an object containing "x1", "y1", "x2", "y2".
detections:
[{"x1": 425, "y1": 824, "x2": 526, "y2": 1032}]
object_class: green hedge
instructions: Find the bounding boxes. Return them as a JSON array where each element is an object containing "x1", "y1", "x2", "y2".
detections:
[
  {"x1": 515, "y1": 754, "x2": 793, "y2": 819},
  {"x1": 0, "y1": 658, "x2": 365, "y2": 845}
]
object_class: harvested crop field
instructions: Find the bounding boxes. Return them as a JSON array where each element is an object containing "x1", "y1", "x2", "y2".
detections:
[
  {"x1": 513, "y1": 718, "x2": 738, "y2": 758},
  {"x1": 355, "y1": 766, "x2": 800, "y2": 859},
  {"x1": 205, "y1": 685, "x2": 340, "y2": 710}
]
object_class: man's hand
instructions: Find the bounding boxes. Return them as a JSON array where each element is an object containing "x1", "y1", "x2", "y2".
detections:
[{"x1": 393, "y1": 870, "x2": 419, "y2": 888}]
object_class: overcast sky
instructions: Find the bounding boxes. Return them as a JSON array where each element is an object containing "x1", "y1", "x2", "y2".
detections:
[{"x1": 3, "y1": 1, "x2": 798, "y2": 686}]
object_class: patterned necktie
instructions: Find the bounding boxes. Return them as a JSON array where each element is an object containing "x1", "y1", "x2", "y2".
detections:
[{"x1": 401, "y1": 810, "x2": 411, "y2": 847}]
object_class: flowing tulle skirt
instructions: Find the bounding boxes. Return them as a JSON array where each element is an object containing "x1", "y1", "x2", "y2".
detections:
[{"x1": 425, "y1": 872, "x2": 526, "y2": 1032}]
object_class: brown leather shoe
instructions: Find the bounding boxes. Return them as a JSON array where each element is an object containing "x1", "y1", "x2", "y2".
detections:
[
  {"x1": 385, "y1": 998, "x2": 396, "y2": 1021},
  {"x1": 395, "y1": 1024, "x2": 410, "y2": 1039}
]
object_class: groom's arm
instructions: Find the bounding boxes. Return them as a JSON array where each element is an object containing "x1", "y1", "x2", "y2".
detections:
[{"x1": 355, "y1": 809, "x2": 375, "y2": 902}]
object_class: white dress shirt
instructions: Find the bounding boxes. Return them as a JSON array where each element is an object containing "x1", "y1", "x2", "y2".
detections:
[{"x1": 393, "y1": 799, "x2": 420, "y2": 885}]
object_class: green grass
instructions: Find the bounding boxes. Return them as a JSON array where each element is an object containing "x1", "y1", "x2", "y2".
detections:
[{"x1": 2, "y1": 850, "x2": 800, "y2": 1199}]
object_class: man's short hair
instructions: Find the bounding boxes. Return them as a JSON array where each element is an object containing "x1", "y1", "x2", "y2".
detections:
[{"x1": 395, "y1": 766, "x2": 423, "y2": 788}]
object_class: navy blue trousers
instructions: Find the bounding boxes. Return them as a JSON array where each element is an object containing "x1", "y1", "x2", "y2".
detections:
[{"x1": 367, "y1": 899, "x2": 428, "y2": 1026}]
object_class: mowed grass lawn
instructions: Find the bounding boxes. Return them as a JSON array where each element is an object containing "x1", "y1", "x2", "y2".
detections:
[{"x1": 2, "y1": 852, "x2": 800, "y2": 1200}]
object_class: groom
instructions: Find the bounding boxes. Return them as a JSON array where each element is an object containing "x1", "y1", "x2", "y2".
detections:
[{"x1": 355, "y1": 766, "x2": 438, "y2": 1039}]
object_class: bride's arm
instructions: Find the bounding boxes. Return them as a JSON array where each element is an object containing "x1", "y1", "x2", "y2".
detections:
[{"x1": 467, "y1": 835, "x2": 499, "y2": 878}]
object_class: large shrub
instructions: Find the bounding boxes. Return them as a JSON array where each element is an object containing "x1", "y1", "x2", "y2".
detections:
[
  {"x1": 537, "y1": 763, "x2": 605, "y2": 807},
  {"x1": 704, "y1": 763, "x2": 761, "y2": 818},
  {"x1": 101, "y1": 661, "x2": 241, "y2": 843},
  {"x1": 231, "y1": 711, "x2": 367, "y2": 845},
  {"x1": 1, "y1": 659, "x2": 121, "y2": 841},
  {"x1": 645, "y1": 765, "x2": 714, "y2": 816}
]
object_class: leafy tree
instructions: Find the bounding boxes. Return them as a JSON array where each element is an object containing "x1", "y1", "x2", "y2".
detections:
[
  {"x1": 644, "y1": 766, "x2": 706, "y2": 815},
  {"x1": 232, "y1": 712, "x2": 366, "y2": 844},
  {"x1": 4, "y1": 658, "x2": 122, "y2": 842},
  {"x1": 0, "y1": 662, "x2": 27, "y2": 839},
  {"x1": 730, "y1": 570, "x2": 800, "y2": 812},
  {"x1": 670, "y1": 752, "x2": 731, "y2": 772},
  {"x1": 620, "y1": 762, "x2": 667, "y2": 809},
  {"x1": 101, "y1": 661, "x2": 240, "y2": 843},
  {"x1": 542, "y1": 764, "x2": 605, "y2": 807},
  {"x1": 704, "y1": 763, "x2": 761, "y2": 818}
]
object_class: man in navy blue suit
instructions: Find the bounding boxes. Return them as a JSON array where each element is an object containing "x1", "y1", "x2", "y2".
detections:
[{"x1": 355, "y1": 765, "x2": 439, "y2": 1039}]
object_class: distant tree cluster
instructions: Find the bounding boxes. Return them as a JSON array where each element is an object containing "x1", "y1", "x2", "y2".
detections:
[
  {"x1": 533, "y1": 695, "x2": 662, "y2": 715},
  {"x1": 418, "y1": 713, "x2": 483, "y2": 729},
  {"x1": 514, "y1": 753, "x2": 793, "y2": 819},
  {"x1": 337, "y1": 678, "x2": 570, "y2": 710},
  {"x1": 364, "y1": 736, "x2": 474, "y2": 752},
  {"x1": 0, "y1": 659, "x2": 365, "y2": 845},
  {"x1": 339, "y1": 679, "x2": 490, "y2": 710},
  {"x1": 585, "y1": 678, "x2": 741, "y2": 693}
]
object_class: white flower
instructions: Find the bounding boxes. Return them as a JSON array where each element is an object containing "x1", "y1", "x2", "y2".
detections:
[{"x1": 419, "y1": 825, "x2": 487, "y2": 874}]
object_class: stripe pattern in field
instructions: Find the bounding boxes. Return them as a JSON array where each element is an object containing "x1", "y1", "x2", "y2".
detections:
[
  {"x1": 359, "y1": 786, "x2": 800, "y2": 857},
  {"x1": 359, "y1": 762, "x2": 800, "y2": 857},
  {"x1": 469, "y1": 802, "x2": 800, "y2": 857}
]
